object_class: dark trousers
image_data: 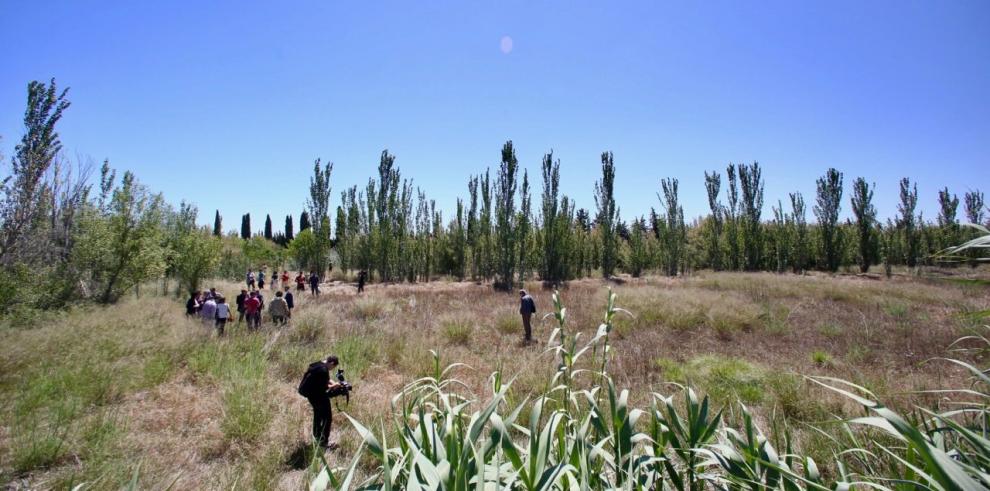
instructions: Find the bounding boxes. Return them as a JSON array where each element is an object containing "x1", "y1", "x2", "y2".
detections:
[
  {"x1": 308, "y1": 396, "x2": 332, "y2": 447},
  {"x1": 522, "y1": 312, "x2": 533, "y2": 341},
  {"x1": 215, "y1": 318, "x2": 227, "y2": 336}
]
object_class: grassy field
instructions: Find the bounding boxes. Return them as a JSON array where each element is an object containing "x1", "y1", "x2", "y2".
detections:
[{"x1": 1, "y1": 271, "x2": 988, "y2": 489}]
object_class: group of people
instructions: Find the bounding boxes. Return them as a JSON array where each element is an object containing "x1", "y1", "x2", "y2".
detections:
[
  {"x1": 247, "y1": 269, "x2": 323, "y2": 296},
  {"x1": 185, "y1": 283, "x2": 298, "y2": 335}
]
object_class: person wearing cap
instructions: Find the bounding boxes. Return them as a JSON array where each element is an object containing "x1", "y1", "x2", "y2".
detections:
[{"x1": 519, "y1": 290, "x2": 537, "y2": 343}]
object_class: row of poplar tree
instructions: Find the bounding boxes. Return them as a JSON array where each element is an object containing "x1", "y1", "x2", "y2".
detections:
[
  {"x1": 235, "y1": 142, "x2": 986, "y2": 290},
  {"x1": 2, "y1": 79, "x2": 986, "y2": 316}
]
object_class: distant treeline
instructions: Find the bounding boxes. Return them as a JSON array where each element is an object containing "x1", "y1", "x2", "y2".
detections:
[{"x1": 1, "y1": 79, "x2": 986, "y2": 314}]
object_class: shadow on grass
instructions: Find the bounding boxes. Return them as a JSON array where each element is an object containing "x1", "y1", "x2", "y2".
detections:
[{"x1": 285, "y1": 441, "x2": 320, "y2": 471}]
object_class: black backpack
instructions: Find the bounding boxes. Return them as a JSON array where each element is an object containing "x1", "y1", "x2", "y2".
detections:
[{"x1": 297, "y1": 361, "x2": 326, "y2": 398}]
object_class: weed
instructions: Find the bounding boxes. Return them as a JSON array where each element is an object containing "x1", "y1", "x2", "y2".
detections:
[{"x1": 810, "y1": 349, "x2": 832, "y2": 367}]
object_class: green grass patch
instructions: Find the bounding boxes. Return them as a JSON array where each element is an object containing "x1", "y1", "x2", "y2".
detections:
[
  {"x1": 441, "y1": 319, "x2": 473, "y2": 345},
  {"x1": 656, "y1": 356, "x2": 765, "y2": 404}
]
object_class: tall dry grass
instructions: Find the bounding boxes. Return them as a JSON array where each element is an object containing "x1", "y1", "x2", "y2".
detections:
[{"x1": 0, "y1": 272, "x2": 986, "y2": 488}]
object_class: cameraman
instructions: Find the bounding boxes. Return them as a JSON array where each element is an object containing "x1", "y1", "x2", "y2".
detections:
[{"x1": 298, "y1": 355, "x2": 342, "y2": 449}]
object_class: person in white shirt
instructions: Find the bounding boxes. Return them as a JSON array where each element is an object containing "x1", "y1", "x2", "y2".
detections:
[{"x1": 215, "y1": 296, "x2": 232, "y2": 336}]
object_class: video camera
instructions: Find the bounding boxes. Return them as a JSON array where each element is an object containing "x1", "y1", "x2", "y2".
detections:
[{"x1": 327, "y1": 368, "x2": 353, "y2": 403}]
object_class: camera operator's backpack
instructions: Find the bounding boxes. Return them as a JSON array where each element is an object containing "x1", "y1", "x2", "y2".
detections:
[{"x1": 297, "y1": 361, "x2": 326, "y2": 398}]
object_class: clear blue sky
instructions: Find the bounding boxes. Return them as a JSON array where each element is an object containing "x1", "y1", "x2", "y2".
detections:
[{"x1": 2, "y1": 1, "x2": 988, "y2": 231}]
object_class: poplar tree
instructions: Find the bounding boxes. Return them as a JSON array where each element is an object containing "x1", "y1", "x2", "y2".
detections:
[
  {"x1": 850, "y1": 177, "x2": 877, "y2": 273},
  {"x1": 517, "y1": 170, "x2": 531, "y2": 281},
  {"x1": 540, "y1": 151, "x2": 567, "y2": 285},
  {"x1": 724, "y1": 163, "x2": 741, "y2": 270},
  {"x1": 789, "y1": 192, "x2": 808, "y2": 273},
  {"x1": 451, "y1": 198, "x2": 467, "y2": 280},
  {"x1": 659, "y1": 177, "x2": 685, "y2": 276},
  {"x1": 898, "y1": 178, "x2": 920, "y2": 267},
  {"x1": 937, "y1": 187, "x2": 960, "y2": 251},
  {"x1": 595, "y1": 151, "x2": 619, "y2": 278},
  {"x1": 703, "y1": 171, "x2": 723, "y2": 270},
  {"x1": 964, "y1": 190, "x2": 985, "y2": 225},
  {"x1": 815, "y1": 168, "x2": 843, "y2": 272},
  {"x1": 738, "y1": 162, "x2": 764, "y2": 270},
  {"x1": 494, "y1": 141, "x2": 519, "y2": 289}
]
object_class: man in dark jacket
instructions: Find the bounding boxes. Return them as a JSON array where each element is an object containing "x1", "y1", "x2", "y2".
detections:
[
  {"x1": 235, "y1": 289, "x2": 248, "y2": 324},
  {"x1": 283, "y1": 285, "x2": 295, "y2": 312},
  {"x1": 519, "y1": 290, "x2": 537, "y2": 343},
  {"x1": 299, "y1": 355, "x2": 342, "y2": 449},
  {"x1": 309, "y1": 271, "x2": 321, "y2": 296}
]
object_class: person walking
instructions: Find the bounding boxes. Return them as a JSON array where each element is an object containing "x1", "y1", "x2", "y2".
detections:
[
  {"x1": 269, "y1": 291, "x2": 291, "y2": 326},
  {"x1": 519, "y1": 290, "x2": 537, "y2": 343},
  {"x1": 235, "y1": 289, "x2": 248, "y2": 324},
  {"x1": 283, "y1": 285, "x2": 295, "y2": 314},
  {"x1": 281, "y1": 270, "x2": 290, "y2": 288},
  {"x1": 186, "y1": 291, "x2": 202, "y2": 316},
  {"x1": 258, "y1": 269, "x2": 266, "y2": 290},
  {"x1": 246, "y1": 270, "x2": 256, "y2": 289},
  {"x1": 215, "y1": 296, "x2": 231, "y2": 336},
  {"x1": 201, "y1": 295, "x2": 218, "y2": 327},
  {"x1": 357, "y1": 270, "x2": 367, "y2": 294},
  {"x1": 244, "y1": 291, "x2": 262, "y2": 330},
  {"x1": 296, "y1": 272, "x2": 307, "y2": 292},
  {"x1": 309, "y1": 271, "x2": 320, "y2": 296}
]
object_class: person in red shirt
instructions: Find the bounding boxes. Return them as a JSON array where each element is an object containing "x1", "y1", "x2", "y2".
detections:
[
  {"x1": 244, "y1": 291, "x2": 262, "y2": 330},
  {"x1": 295, "y1": 272, "x2": 307, "y2": 292},
  {"x1": 281, "y1": 270, "x2": 290, "y2": 287}
]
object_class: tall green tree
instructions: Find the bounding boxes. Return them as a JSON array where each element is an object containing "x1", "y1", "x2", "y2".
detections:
[
  {"x1": 73, "y1": 170, "x2": 167, "y2": 303},
  {"x1": 285, "y1": 214, "x2": 294, "y2": 241},
  {"x1": 595, "y1": 151, "x2": 619, "y2": 278},
  {"x1": 815, "y1": 168, "x2": 844, "y2": 272},
  {"x1": 299, "y1": 211, "x2": 311, "y2": 232},
  {"x1": 451, "y1": 198, "x2": 467, "y2": 280},
  {"x1": 850, "y1": 177, "x2": 877, "y2": 273},
  {"x1": 0, "y1": 78, "x2": 71, "y2": 264},
  {"x1": 240, "y1": 214, "x2": 251, "y2": 239},
  {"x1": 517, "y1": 169, "x2": 531, "y2": 281},
  {"x1": 264, "y1": 214, "x2": 273, "y2": 240},
  {"x1": 738, "y1": 162, "x2": 764, "y2": 271},
  {"x1": 494, "y1": 141, "x2": 519, "y2": 289},
  {"x1": 724, "y1": 163, "x2": 741, "y2": 270},
  {"x1": 964, "y1": 190, "x2": 985, "y2": 225},
  {"x1": 540, "y1": 151, "x2": 569, "y2": 285},
  {"x1": 789, "y1": 192, "x2": 808, "y2": 273},
  {"x1": 213, "y1": 210, "x2": 222, "y2": 236},
  {"x1": 898, "y1": 178, "x2": 920, "y2": 267},
  {"x1": 659, "y1": 178, "x2": 685, "y2": 276},
  {"x1": 703, "y1": 170, "x2": 723, "y2": 271},
  {"x1": 937, "y1": 187, "x2": 960, "y2": 251},
  {"x1": 307, "y1": 158, "x2": 334, "y2": 275}
]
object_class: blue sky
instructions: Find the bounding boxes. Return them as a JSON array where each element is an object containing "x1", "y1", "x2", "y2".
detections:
[{"x1": 2, "y1": 1, "x2": 988, "y2": 232}]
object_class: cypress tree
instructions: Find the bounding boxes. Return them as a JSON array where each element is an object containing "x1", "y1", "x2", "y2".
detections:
[
  {"x1": 213, "y1": 210, "x2": 222, "y2": 236},
  {"x1": 264, "y1": 214, "x2": 273, "y2": 240},
  {"x1": 285, "y1": 215, "x2": 294, "y2": 240},
  {"x1": 240, "y1": 213, "x2": 251, "y2": 239},
  {"x1": 300, "y1": 211, "x2": 311, "y2": 232}
]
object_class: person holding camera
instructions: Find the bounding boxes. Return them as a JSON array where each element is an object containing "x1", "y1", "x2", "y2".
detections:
[{"x1": 297, "y1": 355, "x2": 343, "y2": 449}]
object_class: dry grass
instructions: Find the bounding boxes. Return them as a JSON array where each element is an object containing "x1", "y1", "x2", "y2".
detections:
[{"x1": 0, "y1": 272, "x2": 987, "y2": 488}]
